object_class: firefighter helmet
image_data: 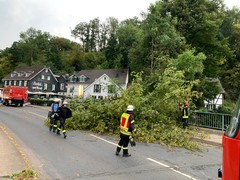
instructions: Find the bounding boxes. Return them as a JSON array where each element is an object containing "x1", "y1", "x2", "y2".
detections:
[
  {"x1": 63, "y1": 101, "x2": 68, "y2": 105},
  {"x1": 127, "y1": 105, "x2": 134, "y2": 111},
  {"x1": 54, "y1": 98, "x2": 60, "y2": 102}
]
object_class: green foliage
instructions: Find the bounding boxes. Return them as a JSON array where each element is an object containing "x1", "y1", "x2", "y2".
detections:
[
  {"x1": 172, "y1": 49, "x2": 206, "y2": 80},
  {"x1": 29, "y1": 98, "x2": 52, "y2": 106},
  {"x1": 63, "y1": 71, "x2": 202, "y2": 151},
  {"x1": 216, "y1": 99, "x2": 236, "y2": 114},
  {"x1": 11, "y1": 169, "x2": 37, "y2": 179}
]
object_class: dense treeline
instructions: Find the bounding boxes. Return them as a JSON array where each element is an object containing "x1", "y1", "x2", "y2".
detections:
[
  {"x1": 1, "y1": 0, "x2": 240, "y2": 102},
  {"x1": 2, "y1": 0, "x2": 240, "y2": 150}
]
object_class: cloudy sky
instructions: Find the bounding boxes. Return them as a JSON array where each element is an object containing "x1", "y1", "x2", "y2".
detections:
[{"x1": 0, "y1": 0, "x2": 239, "y2": 50}]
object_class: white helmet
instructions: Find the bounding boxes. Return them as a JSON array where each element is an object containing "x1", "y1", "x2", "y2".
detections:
[
  {"x1": 54, "y1": 98, "x2": 60, "y2": 102},
  {"x1": 63, "y1": 101, "x2": 68, "y2": 105},
  {"x1": 127, "y1": 105, "x2": 134, "y2": 111}
]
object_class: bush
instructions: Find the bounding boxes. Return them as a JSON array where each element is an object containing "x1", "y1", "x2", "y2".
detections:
[
  {"x1": 29, "y1": 98, "x2": 53, "y2": 106},
  {"x1": 216, "y1": 100, "x2": 236, "y2": 114},
  {"x1": 63, "y1": 96, "x2": 201, "y2": 151}
]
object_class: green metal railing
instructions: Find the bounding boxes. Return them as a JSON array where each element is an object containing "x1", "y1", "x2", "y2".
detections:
[{"x1": 190, "y1": 112, "x2": 231, "y2": 131}]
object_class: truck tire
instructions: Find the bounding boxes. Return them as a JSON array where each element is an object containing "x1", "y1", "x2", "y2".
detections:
[{"x1": 20, "y1": 101, "x2": 23, "y2": 107}]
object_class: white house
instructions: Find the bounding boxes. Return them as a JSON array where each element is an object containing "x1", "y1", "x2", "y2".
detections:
[
  {"x1": 66, "y1": 69, "x2": 129, "y2": 99},
  {"x1": 204, "y1": 78, "x2": 225, "y2": 110}
]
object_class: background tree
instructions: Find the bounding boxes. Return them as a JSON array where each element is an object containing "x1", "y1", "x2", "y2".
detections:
[
  {"x1": 129, "y1": 1, "x2": 186, "y2": 74},
  {"x1": 164, "y1": 0, "x2": 229, "y2": 77}
]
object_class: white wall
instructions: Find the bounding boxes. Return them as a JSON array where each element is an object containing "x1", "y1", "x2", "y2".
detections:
[{"x1": 204, "y1": 93, "x2": 224, "y2": 110}]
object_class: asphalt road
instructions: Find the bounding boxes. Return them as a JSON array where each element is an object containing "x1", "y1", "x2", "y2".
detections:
[{"x1": 0, "y1": 105, "x2": 222, "y2": 180}]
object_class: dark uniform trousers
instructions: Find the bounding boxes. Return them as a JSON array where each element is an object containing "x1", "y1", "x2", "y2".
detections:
[
  {"x1": 57, "y1": 117, "x2": 67, "y2": 136},
  {"x1": 116, "y1": 133, "x2": 130, "y2": 155}
]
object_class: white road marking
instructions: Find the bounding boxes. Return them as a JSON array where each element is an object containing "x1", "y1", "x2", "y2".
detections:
[
  {"x1": 147, "y1": 158, "x2": 197, "y2": 180},
  {"x1": 91, "y1": 133, "x2": 197, "y2": 180},
  {"x1": 90, "y1": 134, "x2": 118, "y2": 146}
]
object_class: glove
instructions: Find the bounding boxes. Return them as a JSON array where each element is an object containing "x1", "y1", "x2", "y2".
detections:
[
  {"x1": 133, "y1": 128, "x2": 137, "y2": 134},
  {"x1": 129, "y1": 136, "x2": 136, "y2": 147}
]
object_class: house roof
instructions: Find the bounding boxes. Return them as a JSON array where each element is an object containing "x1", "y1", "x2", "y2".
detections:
[
  {"x1": 206, "y1": 77, "x2": 225, "y2": 93},
  {"x1": 75, "y1": 68, "x2": 129, "y2": 84},
  {"x1": 3, "y1": 66, "x2": 45, "y2": 80}
]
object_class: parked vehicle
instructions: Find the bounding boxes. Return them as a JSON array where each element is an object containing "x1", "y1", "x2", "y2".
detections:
[
  {"x1": 218, "y1": 96, "x2": 240, "y2": 179},
  {"x1": 3, "y1": 86, "x2": 28, "y2": 106}
]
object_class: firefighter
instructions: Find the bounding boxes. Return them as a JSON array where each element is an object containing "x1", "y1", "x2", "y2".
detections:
[
  {"x1": 49, "y1": 98, "x2": 60, "y2": 132},
  {"x1": 56, "y1": 101, "x2": 72, "y2": 138},
  {"x1": 181, "y1": 101, "x2": 189, "y2": 129},
  {"x1": 115, "y1": 105, "x2": 136, "y2": 157}
]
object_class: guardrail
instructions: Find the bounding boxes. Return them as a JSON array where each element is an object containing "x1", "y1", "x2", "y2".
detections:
[{"x1": 190, "y1": 112, "x2": 231, "y2": 131}]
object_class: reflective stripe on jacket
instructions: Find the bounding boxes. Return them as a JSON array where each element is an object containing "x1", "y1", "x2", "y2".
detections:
[
  {"x1": 120, "y1": 113, "x2": 132, "y2": 136},
  {"x1": 182, "y1": 107, "x2": 189, "y2": 118}
]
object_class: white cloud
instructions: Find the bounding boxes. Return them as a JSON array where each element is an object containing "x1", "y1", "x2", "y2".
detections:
[
  {"x1": 0, "y1": 0, "x2": 156, "y2": 49},
  {"x1": 0, "y1": 0, "x2": 239, "y2": 50}
]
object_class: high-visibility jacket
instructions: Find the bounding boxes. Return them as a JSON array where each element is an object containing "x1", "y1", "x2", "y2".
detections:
[
  {"x1": 120, "y1": 112, "x2": 133, "y2": 136},
  {"x1": 182, "y1": 106, "x2": 189, "y2": 119}
]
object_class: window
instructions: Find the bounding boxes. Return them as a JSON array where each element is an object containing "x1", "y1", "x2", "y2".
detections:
[
  {"x1": 24, "y1": 81, "x2": 27, "y2": 86},
  {"x1": 79, "y1": 75, "x2": 86, "y2": 82},
  {"x1": 14, "y1": 80, "x2": 17, "y2": 86},
  {"x1": 52, "y1": 84, "x2": 55, "y2": 91},
  {"x1": 11, "y1": 73, "x2": 16, "y2": 77},
  {"x1": 19, "y1": 81, "x2": 22, "y2": 86},
  {"x1": 108, "y1": 85, "x2": 116, "y2": 94},
  {"x1": 44, "y1": 83, "x2": 47, "y2": 90},
  {"x1": 9, "y1": 80, "x2": 12, "y2": 85},
  {"x1": 93, "y1": 84, "x2": 101, "y2": 93},
  {"x1": 69, "y1": 76, "x2": 77, "y2": 82},
  {"x1": 25, "y1": 73, "x2": 31, "y2": 77},
  {"x1": 41, "y1": 75, "x2": 45, "y2": 80},
  {"x1": 47, "y1": 76, "x2": 50, "y2": 80},
  {"x1": 5, "y1": 81, "x2": 8, "y2": 86},
  {"x1": 60, "y1": 83, "x2": 65, "y2": 90},
  {"x1": 45, "y1": 68, "x2": 48, "y2": 73}
]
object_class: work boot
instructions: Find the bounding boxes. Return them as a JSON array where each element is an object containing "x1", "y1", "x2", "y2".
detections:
[
  {"x1": 123, "y1": 154, "x2": 131, "y2": 157},
  {"x1": 63, "y1": 133, "x2": 67, "y2": 138},
  {"x1": 49, "y1": 126, "x2": 52, "y2": 132},
  {"x1": 115, "y1": 151, "x2": 119, "y2": 156},
  {"x1": 56, "y1": 130, "x2": 61, "y2": 135}
]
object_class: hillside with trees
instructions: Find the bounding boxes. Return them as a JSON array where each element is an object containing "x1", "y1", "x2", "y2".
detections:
[{"x1": 1, "y1": 0, "x2": 240, "y2": 149}]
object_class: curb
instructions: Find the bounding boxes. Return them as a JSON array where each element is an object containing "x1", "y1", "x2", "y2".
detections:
[{"x1": 193, "y1": 137, "x2": 222, "y2": 147}]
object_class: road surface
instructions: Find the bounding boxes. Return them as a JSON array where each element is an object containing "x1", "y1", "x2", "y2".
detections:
[{"x1": 0, "y1": 105, "x2": 222, "y2": 180}]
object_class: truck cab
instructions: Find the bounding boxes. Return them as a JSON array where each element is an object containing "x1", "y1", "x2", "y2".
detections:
[{"x1": 219, "y1": 96, "x2": 240, "y2": 179}]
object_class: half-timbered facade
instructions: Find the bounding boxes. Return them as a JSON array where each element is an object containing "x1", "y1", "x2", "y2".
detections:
[{"x1": 2, "y1": 66, "x2": 67, "y2": 98}]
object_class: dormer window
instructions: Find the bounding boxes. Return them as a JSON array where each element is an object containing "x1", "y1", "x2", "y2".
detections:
[
  {"x1": 69, "y1": 75, "x2": 77, "y2": 82},
  {"x1": 79, "y1": 75, "x2": 86, "y2": 82},
  {"x1": 11, "y1": 73, "x2": 16, "y2": 77},
  {"x1": 25, "y1": 73, "x2": 31, "y2": 77}
]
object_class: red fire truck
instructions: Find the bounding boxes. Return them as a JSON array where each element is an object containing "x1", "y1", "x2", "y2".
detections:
[
  {"x1": 2, "y1": 86, "x2": 28, "y2": 106},
  {"x1": 218, "y1": 96, "x2": 240, "y2": 179}
]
